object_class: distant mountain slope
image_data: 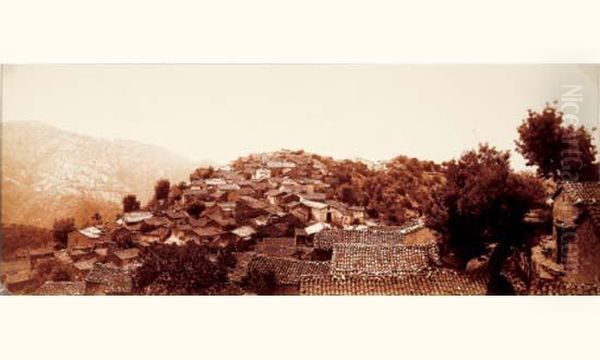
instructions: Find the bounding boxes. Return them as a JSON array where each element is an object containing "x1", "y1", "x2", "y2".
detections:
[{"x1": 2, "y1": 121, "x2": 203, "y2": 228}]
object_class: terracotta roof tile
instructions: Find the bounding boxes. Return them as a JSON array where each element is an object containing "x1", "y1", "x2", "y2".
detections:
[
  {"x1": 300, "y1": 270, "x2": 488, "y2": 295},
  {"x1": 331, "y1": 243, "x2": 440, "y2": 276},
  {"x1": 247, "y1": 256, "x2": 330, "y2": 285},
  {"x1": 85, "y1": 263, "x2": 132, "y2": 294},
  {"x1": 35, "y1": 281, "x2": 86, "y2": 295}
]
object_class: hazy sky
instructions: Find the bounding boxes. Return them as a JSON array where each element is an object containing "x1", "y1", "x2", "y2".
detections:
[{"x1": 3, "y1": 65, "x2": 599, "y2": 169}]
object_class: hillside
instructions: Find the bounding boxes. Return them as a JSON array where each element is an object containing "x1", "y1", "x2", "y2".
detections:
[
  {"x1": 1, "y1": 121, "x2": 203, "y2": 228},
  {"x1": 232, "y1": 150, "x2": 445, "y2": 224}
]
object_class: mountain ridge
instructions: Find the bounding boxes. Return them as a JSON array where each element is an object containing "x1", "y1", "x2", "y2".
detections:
[{"x1": 1, "y1": 121, "x2": 213, "y2": 228}]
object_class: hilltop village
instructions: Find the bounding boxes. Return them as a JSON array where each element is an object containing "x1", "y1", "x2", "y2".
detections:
[{"x1": 3, "y1": 149, "x2": 600, "y2": 295}]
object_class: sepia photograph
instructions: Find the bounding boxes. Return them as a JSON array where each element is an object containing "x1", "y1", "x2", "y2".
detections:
[
  {"x1": 3, "y1": 2, "x2": 600, "y2": 359},
  {"x1": 2, "y1": 64, "x2": 599, "y2": 296}
]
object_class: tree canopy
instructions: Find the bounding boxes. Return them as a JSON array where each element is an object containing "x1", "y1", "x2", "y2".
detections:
[
  {"x1": 154, "y1": 179, "x2": 171, "y2": 201},
  {"x1": 52, "y1": 218, "x2": 76, "y2": 249},
  {"x1": 122, "y1": 194, "x2": 141, "y2": 213},
  {"x1": 133, "y1": 242, "x2": 232, "y2": 295},
  {"x1": 515, "y1": 104, "x2": 598, "y2": 182},
  {"x1": 426, "y1": 144, "x2": 545, "y2": 265}
]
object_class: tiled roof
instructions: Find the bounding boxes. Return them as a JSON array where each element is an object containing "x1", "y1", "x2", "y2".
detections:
[
  {"x1": 205, "y1": 213, "x2": 236, "y2": 227},
  {"x1": 247, "y1": 256, "x2": 330, "y2": 285},
  {"x1": 35, "y1": 281, "x2": 86, "y2": 295},
  {"x1": 403, "y1": 227, "x2": 438, "y2": 245},
  {"x1": 300, "y1": 270, "x2": 489, "y2": 295},
  {"x1": 239, "y1": 196, "x2": 270, "y2": 210},
  {"x1": 266, "y1": 161, "x2": 296, "y2": 169},
  {"x1": 301, "y1": 193, "x2": 327, "y2": 201},
  {"x1": 231, "y1": 225, "x2": 256, "y2": 238},
  {"x1": 79, "y1": 226, "x2": 103, "y2": 239},
  {"x1": 560, "y1": 182, "x2": 600, "y2": 204},
  {"x1": 528, "y1": 279, "x2": 600, "y2": 295},
  {"x1": 265, "y1": 189, "x2": 282, "y2": 197},
  {"x1": 560, "y1": 182, "x2": 600, "y2": 237},
  {"x1": 73, "y1": 258, "x2": 97, "y2": 271},
  {"x1": 218, "y1": 183, "x2": 241, "y2": 191},
  {"x1": 1, "y1": 259, "x2": 31, "y2": 275},
  {"x1": 4, "y1": 270, "x2": 34, "y2": 286},
  {"x1": 305, "y1": 222, "x2": 331, "y2": 235},
  {"x1": 182, "y1": 189, "x2": 205, "y2": 197},
  {"x1": 325, "y1": 200, "x2": 348, "y2": 210},
  {"x1": 300, "y1": 198, "x2": 327, "y2": 210},
  {"x1": 85, "y1": 263, "x2": 133, "y2": 294},
  {"x1": 113, "y1": 248, "x2": 140, "y2": 261},
  {"x1": 123, "y1": 211, "x2": 154, "y2": 224},
  {"x1": 205, "y1": 178, "x2": 227, "y2": 186},
  {"x1": 192, "y1": 226, "x2": 225, "y2": 237},
  {"x1": 314, "y1": 228, "x2": 405, "y2": 250},
  {"x1": 54, "y1": 250, "x2": 74, "y2": 264},
  {"x1": 165, "y1": 209, "x2": 188, "y2": 220},
  {"x1": 29, "y1": 248, "x2": 55, "y2": 257},
  {"x1": 143, "y1": 216, "x2": 172, "y2": 227},
  {"x1": 331, "y1": 243, "x2": 440, "y2": 276}
]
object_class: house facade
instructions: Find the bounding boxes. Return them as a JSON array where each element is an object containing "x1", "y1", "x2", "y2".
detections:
[{"x1": 552, "y1": 182, "x2": 600, "y2": 284}]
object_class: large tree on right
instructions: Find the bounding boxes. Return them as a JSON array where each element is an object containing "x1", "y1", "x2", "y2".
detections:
[{"x1": 515, "y1": 104, "x2": 598, "y2": 182}]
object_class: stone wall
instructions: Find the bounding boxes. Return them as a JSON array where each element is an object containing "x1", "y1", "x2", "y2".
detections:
[{"x1": 565, "y1": 219, "x2": 600, "y2": 284}]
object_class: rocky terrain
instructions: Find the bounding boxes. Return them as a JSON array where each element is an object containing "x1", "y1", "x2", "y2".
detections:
[{"x1": 2, "y1": 121, "x2": 207, "y2": 228}]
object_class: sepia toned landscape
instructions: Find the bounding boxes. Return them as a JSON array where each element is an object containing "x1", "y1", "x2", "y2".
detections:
[{"x1": 2, "y1": 65, "x2": 600, "y2": 295}]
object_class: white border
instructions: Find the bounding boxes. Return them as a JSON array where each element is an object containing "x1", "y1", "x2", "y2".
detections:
[
  {"x1": 1, "y1": 0, "x2": 600, "y2": 63},
  {"x1": 2, "y1": 1, "x2": 600, "y2": 359}
]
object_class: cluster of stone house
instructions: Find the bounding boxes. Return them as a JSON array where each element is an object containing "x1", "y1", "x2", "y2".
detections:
[
  {"x1": 234, "y1": 220, "x2": 482, "y2": 295},
  {"x1": 1, "y1": 257, "x2": 38, "y2": 293},
  {"x1": 235, "y1": 150, "x2": 329, "y2": 181},
  {"x1": 18, "y1": 153, "x2": 600, "y2": 295},
  {"x1": 4, "y1": 152, "x2": 373, "y2": 294},
  {"x1": 1, "y1": 227, "x2": 137, "y2": 295},
  {"x1": 494, "y1": 181, "x2": 600, "y2": 295},
  {"x1": 546, "y1": 182, "x2": 600, "y2": 285}
]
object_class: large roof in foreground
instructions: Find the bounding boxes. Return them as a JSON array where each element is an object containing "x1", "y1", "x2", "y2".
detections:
[
  {"x1": 331, "y1": 243, "x2": 440, "y2": 276},
  {"x1": 300, "y1": 270, "x2": 488, "y2": 296}
]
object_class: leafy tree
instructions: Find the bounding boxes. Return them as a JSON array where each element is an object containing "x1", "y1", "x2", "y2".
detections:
[
  {"x1": 91, "y1": 212, "x2": 102, "y2": 224},
  {"x1": 515, "y1": 104, "x2": 598, "y2": 181},
  {"x1": 123, "y1": 194, "x2": 141, "y2": 212},
  {"x1": 112, "y1": 228, "x2": 135, "y2": 249},
  {"x1": 154, "y1": 179, "x2": 171, "y2": 201},
  {"x1": 169, "y1": 185, "x2": 183, "y2": 203},
  {"x1": 339, "y1": 184, "x2": 356, "y2": 204},
  {"x1": 134, "y1": 242, "x2": 228, "y2": 295},
  {"x1": 186, "y1": 201, "x2": 206, "y2": 219},
  {"x1": 241, "y1": 269, "x2": 277, "y2": 295},
  {"x1": 52, "y1": 218, "x2": 76, "y2": 249},
  {"x1": 190, "y1": 166, "x2": 215, "y2": 181},
  {"x1": 322, "y1": 155, "x2": 445, "y2": 225},
  {"x1": 216, "y1": 247, "x2": 237, "y2": 269},
  {"x1": 1, "y1": 224, "x2": 54, "y2": 260},
  {"x1": 426, "y1": 144, "x2": 545, "y2": 266}
]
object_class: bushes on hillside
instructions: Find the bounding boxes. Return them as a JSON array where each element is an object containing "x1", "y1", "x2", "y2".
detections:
[
  {"x1": 133, "y1": 242, "x2": 231, "y2": 295},
  {"x1": 52, "y1": 218, "x2": 76, "y2": 249},
  {"x1": 122, "y1": 194, "x2": 141, "y2": 212},
  {"x1": 241, "y1": 269, "x2": 277, "y2": 295},
  {"x1": 1, "y1": 224, "x2": 54, "y2": 260}
]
